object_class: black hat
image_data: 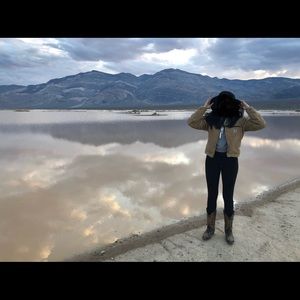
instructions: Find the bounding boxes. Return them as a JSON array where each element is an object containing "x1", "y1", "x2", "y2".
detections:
[
  {"x1": 210, "y1": 91, "x2": 242, "y2": 116},
  {"x1": 204, "y1": 91, "x2": 244, "y2": 129}
]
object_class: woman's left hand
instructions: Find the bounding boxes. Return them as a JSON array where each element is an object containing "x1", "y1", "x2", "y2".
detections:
[{"x1": 240, "y1": 100, "x2": 250, "y2": 109}]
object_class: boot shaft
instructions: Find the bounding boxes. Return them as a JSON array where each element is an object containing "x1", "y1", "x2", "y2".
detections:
[
  {"x1": 207, "y1": 210, "x2": 217, "y2": 229},
  {"x1": 224, "y1": 211, "x2": 234, "y2": 232},
  {"x1": 202, "y1": 211, "x2": 217, "y2": 241},
  {"x1": 224, "y1": 211, "x2": 235, "y2": 245}
]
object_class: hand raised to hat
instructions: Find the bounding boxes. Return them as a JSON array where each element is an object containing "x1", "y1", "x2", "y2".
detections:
[
  {"x1": 204, "y1": 97, "x2": 213, "y2": 109},
  {"x1": 240, "y1": 100, "x2": 250, "y2": 109}
]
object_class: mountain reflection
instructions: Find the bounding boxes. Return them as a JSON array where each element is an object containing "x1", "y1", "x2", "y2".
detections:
[{"x1": 0, "y1": 116, "x2": 300, "y2": 148}]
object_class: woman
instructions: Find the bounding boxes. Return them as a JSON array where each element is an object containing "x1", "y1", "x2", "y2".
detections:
[{"x1": 187, "y1": 91, "x2": 266, "y2": 245}]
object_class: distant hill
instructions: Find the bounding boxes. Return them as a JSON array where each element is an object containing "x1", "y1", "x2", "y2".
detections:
[{"x1": 0, "y1": 68, "x2": 300, "y2": 109}]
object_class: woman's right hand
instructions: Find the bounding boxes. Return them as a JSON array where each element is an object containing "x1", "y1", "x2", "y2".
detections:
[{"x1": 204, "y1": 97, "x2": 213, "y2": 109}]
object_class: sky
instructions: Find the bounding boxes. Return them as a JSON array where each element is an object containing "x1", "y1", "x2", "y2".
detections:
[{"x1": 1, "y1": 38, "x2": 300, "y2": 85}]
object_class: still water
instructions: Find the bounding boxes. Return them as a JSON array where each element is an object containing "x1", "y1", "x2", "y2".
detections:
[{"x1": 0, "y1": 109, "x2": 299, "y2": 261}]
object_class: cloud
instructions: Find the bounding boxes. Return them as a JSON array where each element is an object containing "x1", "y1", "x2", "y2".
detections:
[
  {"x1": 56, "y1": 38, "x2": 198, "y2": 62},
  {"x1": 189, "y1": 38, "x2": 300, "y2": 79},
  {"x1": 1, "y1": 38, "x2": 300, "y2": 85}
]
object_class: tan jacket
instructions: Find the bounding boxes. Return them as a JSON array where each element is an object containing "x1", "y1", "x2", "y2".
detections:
[{"x1": 187, "y1": 106, "x2": 267, "y2": 158}]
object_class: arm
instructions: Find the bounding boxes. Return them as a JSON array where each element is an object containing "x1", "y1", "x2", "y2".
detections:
[
  {"x1": 243, "y1": 105, "x2": 267, "y2": 131},
  {"x1": 187, "y1": 106, "x2": 209, "y2": 131},
  {"x1": 187, "y1": 97, "x2": 212, "y2": 131}
]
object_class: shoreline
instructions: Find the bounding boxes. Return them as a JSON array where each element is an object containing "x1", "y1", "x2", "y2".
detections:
[{"x1": 67, "y1": 176, "x2": 300, "y2": 262}]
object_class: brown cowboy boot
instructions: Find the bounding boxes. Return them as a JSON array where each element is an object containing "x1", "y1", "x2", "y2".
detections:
[
  {"x1": 224, "y1": 211, "x2": 234, "y2": 245},
  {"x1": 202, "y1": 211, "x2": 216, "y2": 241}
]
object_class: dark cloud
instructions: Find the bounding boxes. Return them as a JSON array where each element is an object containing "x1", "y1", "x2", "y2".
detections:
[
  {"x1": 144, "y1": 38, "x2": 197, "y2": 52},
  {"x1": 0, "y1": 39, "x2": 60, "y2": 69},
  {"x1": 56, "y1": 38, "x2": 197, "y2": 62},
  {"x1": 0, "y1": 39, "x2": 74, "y2": 85},
  {"x1": 206, "y1": 38, "x2": 300, "y2": 71}
]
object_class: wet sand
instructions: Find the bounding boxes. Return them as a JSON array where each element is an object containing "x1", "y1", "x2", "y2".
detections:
[{"x1": 68, "y1": 176, "x2": 300, "y2": 262}]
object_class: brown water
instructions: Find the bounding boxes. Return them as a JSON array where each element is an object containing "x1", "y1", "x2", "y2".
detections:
[{"x1": 0, "y1": 110, "x2": 299, "y2": 261}]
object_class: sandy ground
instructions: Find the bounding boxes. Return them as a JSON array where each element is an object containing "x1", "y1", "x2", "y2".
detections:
[{"x1": 68, "y1": 177, "x2": 300, "y2": 262}]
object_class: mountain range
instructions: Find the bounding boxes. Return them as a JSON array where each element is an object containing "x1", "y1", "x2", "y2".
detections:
[{"x1": 1, "y1": 68, "x2": 300, "y2": 109}]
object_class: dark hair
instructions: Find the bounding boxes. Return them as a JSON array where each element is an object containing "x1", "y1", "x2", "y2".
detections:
[{"x1": 205, "y1": 91, "x2": 244, "y2": 129}]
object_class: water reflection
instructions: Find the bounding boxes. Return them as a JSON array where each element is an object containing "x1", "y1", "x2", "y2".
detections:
[
  {"x1": 1, "y1": 116, "x2": 300, "y2": 147},
  {"x1": 0, "y1": 111, "x2": 299, "y2": 261}
]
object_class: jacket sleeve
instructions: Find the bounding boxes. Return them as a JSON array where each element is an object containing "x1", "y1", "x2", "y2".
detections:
[
  {"x1": 187, "y1": 106, "x2": 209, "y2": 131},
  {"x1": 243, "y1": 106, "x2": 267, "y2": 131}
]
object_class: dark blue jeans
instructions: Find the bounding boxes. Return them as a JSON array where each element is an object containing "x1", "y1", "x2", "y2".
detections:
[{"x1": 205, "y1": 151, "x2": 239, "y2": 217}]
